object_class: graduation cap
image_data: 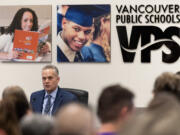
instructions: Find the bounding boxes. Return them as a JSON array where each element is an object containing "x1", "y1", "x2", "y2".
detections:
[{"x1": 65, "y1": 5, "x2": 110, "y2": 27}]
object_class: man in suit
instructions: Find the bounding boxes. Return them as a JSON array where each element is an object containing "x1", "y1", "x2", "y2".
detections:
[
  {"x1": 30, "y1": 65, "x2": 77, "y2": 116},
  {"x1": 57, "y1": 5, "x2": 110, "y2": 62}
]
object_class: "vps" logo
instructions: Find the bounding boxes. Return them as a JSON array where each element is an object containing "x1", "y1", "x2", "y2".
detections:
[{"x1": 116, "y1": 26, "x2": 180, "y2": 63}]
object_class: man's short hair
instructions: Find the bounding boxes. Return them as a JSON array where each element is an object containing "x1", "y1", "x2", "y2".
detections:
[
  {"x1": 55, "y1": 103, "x2": 95, "y2": 135},
  {"x1": 153, "y1": 72, "x2": 180, "y2": 101},
  {"x1": 42, "y1": 65, "x2": 59, "y2": 75},
  {"x1": 20, "y1": 114, "x2": 54, "y2": 135},
  {"x1": 97, "y1": 84, "x2": 134, "y2": 123}
]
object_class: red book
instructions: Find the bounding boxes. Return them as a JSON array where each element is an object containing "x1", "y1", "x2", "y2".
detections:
[
  {"x1": 39, "y1": 26, "x2": 50, "y2": 40},
  {"x1": 13, "y1": 30, "x2": 39, "y2": 60}
]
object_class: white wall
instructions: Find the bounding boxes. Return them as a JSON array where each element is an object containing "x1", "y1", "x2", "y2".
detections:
[
  {"x1": 0, "y1": 5, "x2": 51, "y2": 26},
  {"x1": 0, "y1": 0, "x2": 179, "y2": 109}
]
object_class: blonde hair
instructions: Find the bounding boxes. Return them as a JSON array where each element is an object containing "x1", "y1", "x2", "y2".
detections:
[{"x1": 93, "y1": 14, "x2": 110, "y2": 62}]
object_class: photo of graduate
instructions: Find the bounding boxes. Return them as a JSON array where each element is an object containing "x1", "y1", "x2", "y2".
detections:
[
  {"x1": 0, "y1": 6, "x2": 52, "y2": 62},
  {"x1": 57, "y1": 5, "x2": 110, "y2": 63}
]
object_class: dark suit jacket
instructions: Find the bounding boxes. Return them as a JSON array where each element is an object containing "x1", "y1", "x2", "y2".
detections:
[
  {"x1": 57, "y1": 46, "x2": 69, "y2": 62},
  {"x1": 30, "y1": 87, "x2": 77, "y2": 115}
]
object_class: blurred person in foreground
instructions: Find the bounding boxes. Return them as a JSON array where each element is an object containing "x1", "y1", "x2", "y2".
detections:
[
  {"x1": 0, "y1": 98, "x2": 21, "y2": 135},
  {"x1": 54, "y1": 102, "x2": 96, "y2": 135},
  {"x1": 20, "y1": 114, "x2": 54, "y2": 135},
  {"x1": 97, "y1": 84, "x2": 134, "y2": 135},
  {"x1": 153, "y1": 72, "x2": 180, "y2": 101},
  {"x1": 120, "y1": 93, "x2": 180, "y2": 135},
  {"x1": 2, "y1": 85, "x2": 31, "y2": 121},
  {"x1": 120, "y1": 72, "x2": 180, "y2": 135}
]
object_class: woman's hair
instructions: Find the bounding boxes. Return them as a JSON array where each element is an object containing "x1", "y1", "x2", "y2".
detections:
[
  {"x1": 6, "y1": 8, "x2": 38, "y2": 34},
  {"x1": 93, "y1": 14, "x2": 110, "y2": 62},
  {"x1": 2, "y1": 85, "x2": 30, "y2": 121},
  {"x1": 0, "y1": 99, "x2": 21, "y2": 135},
  {"x1": 93, "y1": 14, "x2": 109, "y2": 40}
]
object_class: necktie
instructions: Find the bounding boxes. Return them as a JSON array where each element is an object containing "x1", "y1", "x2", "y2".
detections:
[
  {"x1": 44, "y1": 95, "x2": 51, "y2": 114},
  {"x1": 74, "y1": 52, "x2": 82, "y2": 62}
]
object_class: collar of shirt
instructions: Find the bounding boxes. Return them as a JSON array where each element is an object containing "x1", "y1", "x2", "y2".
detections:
[
  {"x1": 44, "y1": 87, "x2": 58, "y2": 99},
  {"x1": 57, "y1": 32, "x2": 76, "y2": 62}
]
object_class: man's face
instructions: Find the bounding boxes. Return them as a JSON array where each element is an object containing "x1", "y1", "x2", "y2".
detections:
[
  {"x1": 62, "y1": 19, "x2": 92, "y2": 51},
  {"x1": 42, "y1": 69, "x2": 60, "y2": 93}
]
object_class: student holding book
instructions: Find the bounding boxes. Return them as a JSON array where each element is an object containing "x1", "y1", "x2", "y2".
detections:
[{"x1": 0, "y1": 8, "x2": 50, "y2": 61}]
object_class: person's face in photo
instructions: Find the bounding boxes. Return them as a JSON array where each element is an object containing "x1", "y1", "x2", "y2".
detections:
[
  {"x1": 62, "y1": 19, "x2": 92, "y2": 51},
  {"x1": 42, "y1": 69, "x2": 60, "y2": 94},
  {"x1": 21, "y1": 11, "x2": 33, "y2": 31}
]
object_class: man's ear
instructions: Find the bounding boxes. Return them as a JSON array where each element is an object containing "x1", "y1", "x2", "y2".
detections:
[
  {"x1": 62, "y1": 18, "x2": 67, "y2": 29},
  {"x1": 120, "y1": 106, "x2": 128, "y2": 117},
  {"x1": 58, "y1": 76, "x2": 60, "y2": 82}
]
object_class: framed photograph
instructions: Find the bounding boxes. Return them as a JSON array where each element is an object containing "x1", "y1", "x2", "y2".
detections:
[
  {"x1": 57, "y1": 4, "x2": 111, "y2": 63},
  {"x1": 0, "y1": 5, "x2": 52, "y2": 62}
]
